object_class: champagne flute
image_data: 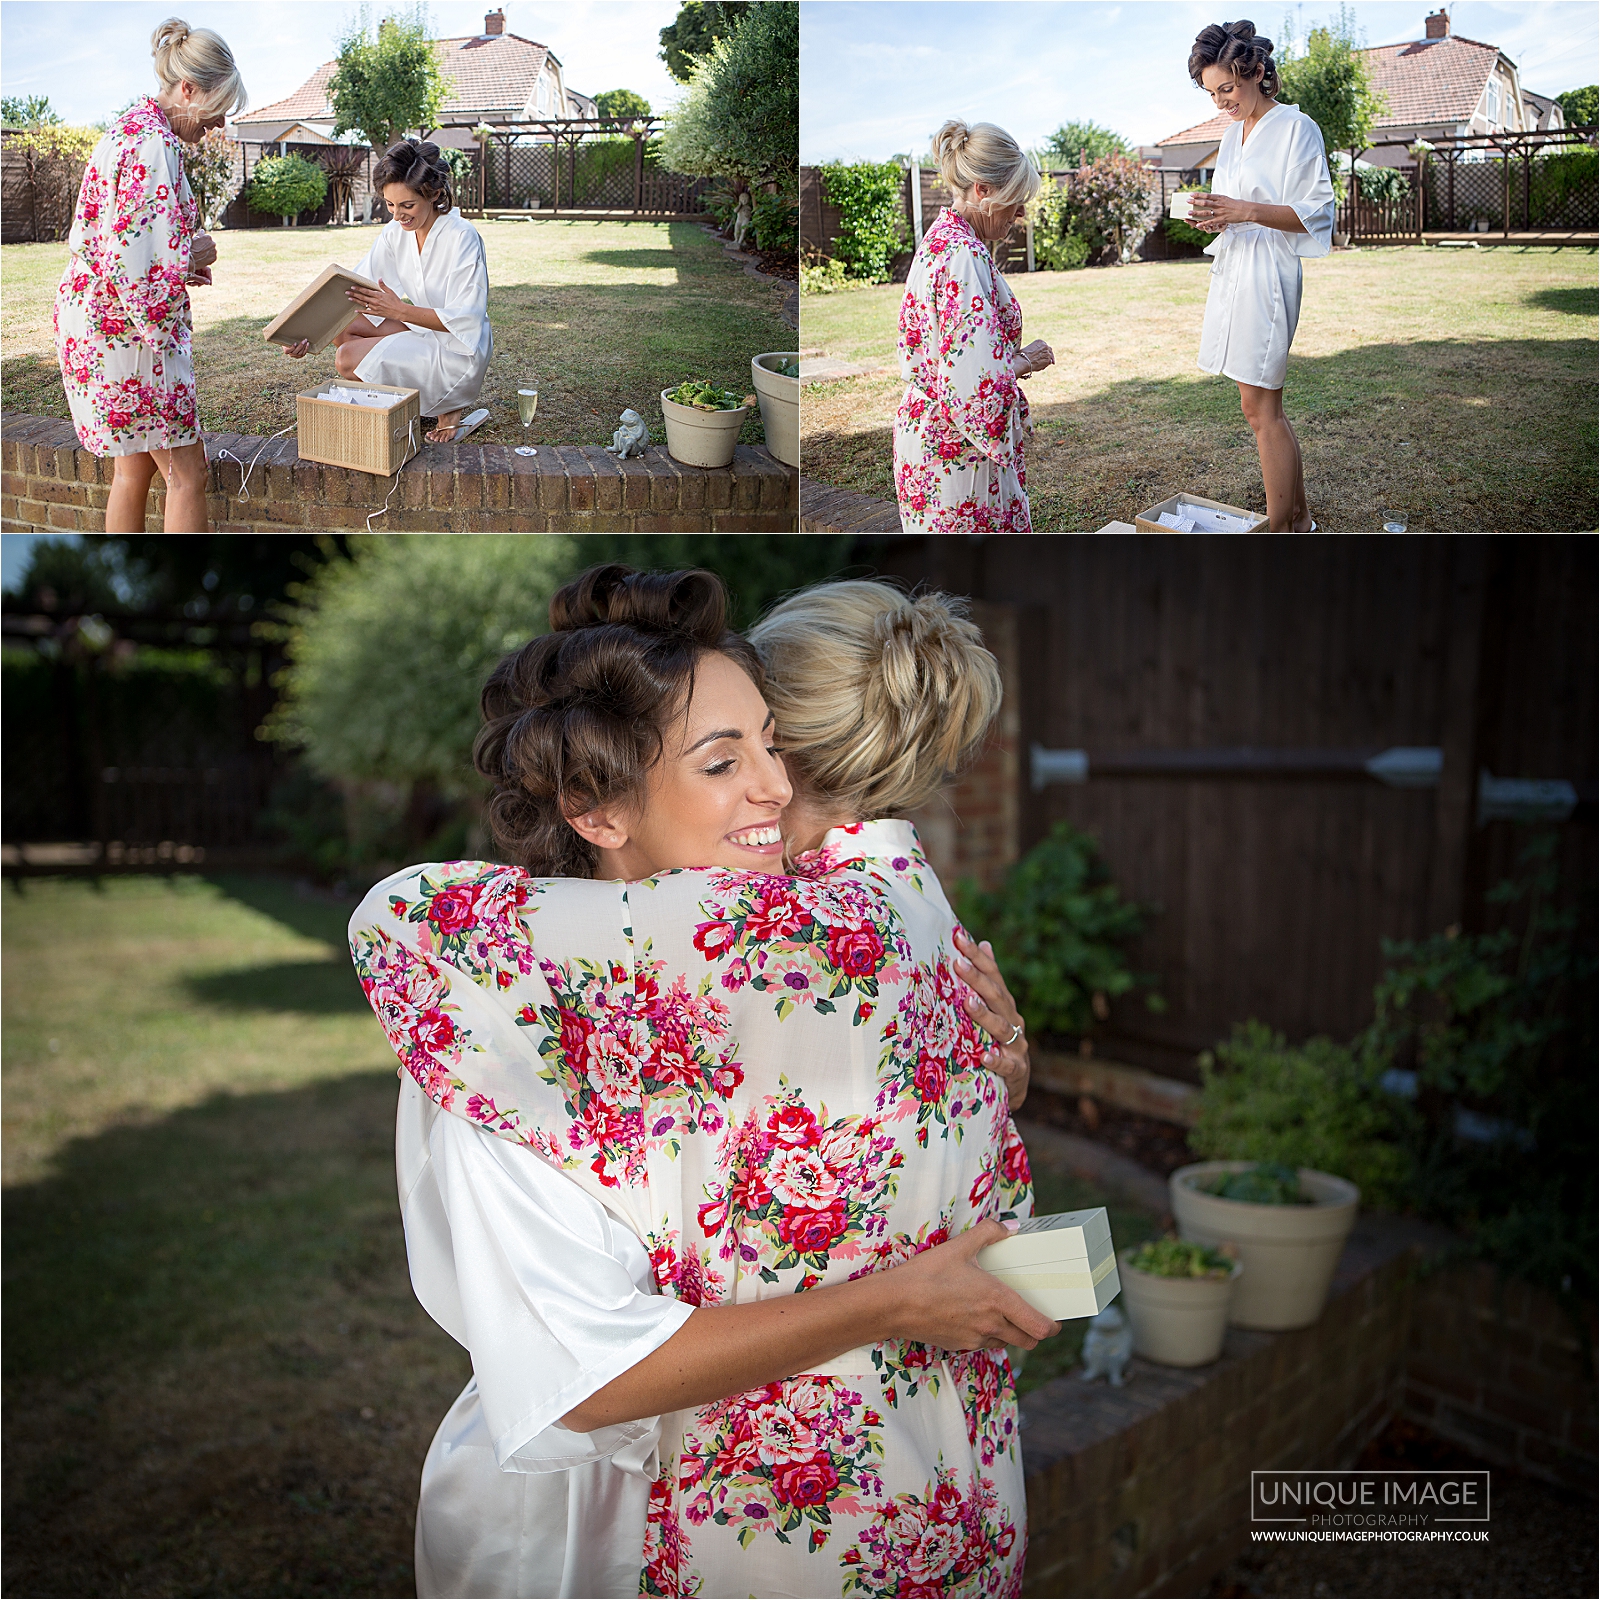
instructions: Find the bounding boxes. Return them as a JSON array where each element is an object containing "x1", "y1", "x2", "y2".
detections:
[{"x1": 515, "y1": 387, "x2": 538, "y2": 456}]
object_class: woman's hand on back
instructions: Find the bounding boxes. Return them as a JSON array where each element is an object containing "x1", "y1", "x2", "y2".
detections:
[
  {"x1": 954, "y1": 927, "x2": 1030, "y2": 1110},
  {"x1": 886, "y1": 1219, "x2": 1059, "y2": 1351}
]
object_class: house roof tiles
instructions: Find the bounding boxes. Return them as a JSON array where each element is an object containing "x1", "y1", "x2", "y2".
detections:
[
  {"x1": 1157, "y1": 33, "x2": 1509, "y2": 147},
  {"x1": 236, "y1": 32, "x2": 559, "y2": 131}
]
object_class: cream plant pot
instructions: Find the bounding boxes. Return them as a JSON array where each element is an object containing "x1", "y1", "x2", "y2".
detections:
[
  {"x1": 750, "y1": 352, "x2": 799, "y2": 468},
  {"x1": 1170, "y1": 1161, "x2": 1359, "y2": 1332},
  {"x1": 660, "y1": 390, "x2": 750, "y2": 469},
  {"x1": 1119, "y1": 1251, "x2": 1242, "y2": 1367}
]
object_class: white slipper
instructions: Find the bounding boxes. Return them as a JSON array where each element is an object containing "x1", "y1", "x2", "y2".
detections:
[{"x1": 429, "y1": 407, "x2": 490, "y2": 443}]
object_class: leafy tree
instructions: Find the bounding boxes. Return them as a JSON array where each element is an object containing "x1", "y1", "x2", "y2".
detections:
[
  {"x1": 244, "y1": 153, "x2": 328, "y2": 222},
  {"x1": 1, "y1": 93, "x2": 61, "y2": 127},
  {"x1": 699, "y1": 0, "x2": 798, "y2": 185},
  {"x1": 1040, "y1": 119, "x2": 1130, "y2": 168},
  {"x1": 1555, "y1": 84, "x2": 1598, "y2": 126},
  {"x1": 328, "y1": 8, "x2": 449, "y2": 156},
  {"x1": 1276, "y1": 11, "x2": 1386, "y2": 196},
  {"x1": 819, "y1": 161, "x2": 910, "y2": 282},
  {"x1": 596, "y1": 88, "x2": 653, "y2": 121},
  {"x1": 658, "y1": 1, "x2": 751, "y2": 84}
]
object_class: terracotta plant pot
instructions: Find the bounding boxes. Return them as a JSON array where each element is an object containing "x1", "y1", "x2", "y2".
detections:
[
  {"x1": 660, "y1": 390, "x2": 750, "y2": 469},
  {"x1": 1118, "y1": 1250, "x2": 1242, "y2": 1367},
  {"x1": 1169, "y1": 1161, "x2": 1359, "y2": 1331},
  {"x1": 750, "y1": 352, "x2": 799, "y2": 468}
]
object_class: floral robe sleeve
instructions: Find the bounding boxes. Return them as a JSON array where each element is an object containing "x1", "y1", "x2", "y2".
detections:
[
  {"x1": 350, "y1": 821, "x2": 1033, "y2": 1599},
  {"x1": 53, "y1": 96, "x2": 199, "y2": 456},
  {"x1": 893, "y1": 208, "x2": 1031, "y2": 535}
]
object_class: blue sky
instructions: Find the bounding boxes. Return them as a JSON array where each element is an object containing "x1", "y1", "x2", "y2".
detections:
[
  {"x1": 2, "y1": 533, "x2": 70, "y2": 588},
  {"x1": 0, "y1": 1, "x2": 685, "y2": 127},
  {"x1": 800, "y1": 0, "x2": 1600, "y2": 162}
]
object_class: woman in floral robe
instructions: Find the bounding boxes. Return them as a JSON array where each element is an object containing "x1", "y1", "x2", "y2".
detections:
[
  {"x1": 350, "y1": 570, "x2": 1044, "y2": 1599},
  {"x1": 893, "y1": 120, "x2": 1054, "y2": 535},
  {"x1": 54, "y1": 20, "x2": 244, "y2": 531}
]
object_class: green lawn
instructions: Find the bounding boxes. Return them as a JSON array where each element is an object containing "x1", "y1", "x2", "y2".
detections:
[
  {"x1": 799, "y1": 246, "x2": 1599, "y2": 531},
  {"x1": 1, "y1": 872, "x2": 1150, "y2": 1595},
  {"x1": 1, "y1": 218, "x2": 792, "y2": 449}
]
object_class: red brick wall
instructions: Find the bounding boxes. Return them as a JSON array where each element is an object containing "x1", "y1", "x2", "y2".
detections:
[
  {"x1": 0, "y1": 414, "x2": 797, "y2": 533},
  {"x1": 1404, "y1": 1260, "x2": 1597, "y2": 1494}
]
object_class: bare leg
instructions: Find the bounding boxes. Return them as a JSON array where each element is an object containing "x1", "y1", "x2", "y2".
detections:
[
  {"x1": 1237, "y1": 382, "x2": 1312, "y2": 532},
  {"x1": 151, "y1": 439, "x2": 211, "y2": 532},
  {"x1": 333, "y1": 318, "x2": 409, "y2": 381},
  {"x1": 106, "y1": 451, "x2": 158, "y2": 532}
]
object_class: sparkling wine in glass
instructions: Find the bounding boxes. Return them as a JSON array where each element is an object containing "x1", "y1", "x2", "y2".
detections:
[{"x1": 515, "y1": 387, "x2": 538, "y2": 456}]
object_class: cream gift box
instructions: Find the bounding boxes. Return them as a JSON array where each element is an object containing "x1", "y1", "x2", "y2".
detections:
[{"x1": 976, "y1": 1208, "x2": 1121, "y2": 1320}]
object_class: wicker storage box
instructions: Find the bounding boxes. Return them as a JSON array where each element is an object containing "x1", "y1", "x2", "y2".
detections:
[
  {"x1": 296, "y1": 383, "x2": 421, "y2": 476},
  {"x1": 1134, "y1": 493, "x2": 1267, "y2": 533}
]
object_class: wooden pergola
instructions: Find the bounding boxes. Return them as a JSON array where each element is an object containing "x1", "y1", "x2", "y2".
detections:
[{"x1": 431, "y1": 115, "x2": 702, "y2": 217}]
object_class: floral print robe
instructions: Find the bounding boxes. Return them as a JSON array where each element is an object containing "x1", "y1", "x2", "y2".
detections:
[
  {"x1": 893, "y1": 209, "x2": 1030, "y2": 534},
  {"x1": 350, "y1": 820, "x2": 1034, "y2": 1599},
  {"x1": 54, "y1": 96, "x2": 200, "y2": 456}
]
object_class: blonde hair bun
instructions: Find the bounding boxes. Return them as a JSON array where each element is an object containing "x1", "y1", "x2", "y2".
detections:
[
  {"x1": 150, "y1": 16, "x2": 247, "y2": 117},
  {"x1": 931, "y1": 117, "x2": 1040, "y2": 210},
  {"x1": 749, "y1": 579, "x2": 1002, "y2": 821}
]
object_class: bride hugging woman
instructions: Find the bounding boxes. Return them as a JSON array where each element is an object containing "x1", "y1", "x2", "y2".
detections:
[
  {"x1": 285, "y1": 138, "x2": 492, "y2": 443},
  {"x1": 350, "y1": 566, "x2": 1048, "y2": 1598}
]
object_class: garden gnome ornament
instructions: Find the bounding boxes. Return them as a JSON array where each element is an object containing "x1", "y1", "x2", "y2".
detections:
[
  {"x1": 1080, "y1": 1304, "x2": 1134, "y2": 1386},
  {"x1": 606, "y1": 409, "x2": 649, "y2": 459},
  {"x1": 733, "y1": 190, "x2": 754, "y2": 249}
]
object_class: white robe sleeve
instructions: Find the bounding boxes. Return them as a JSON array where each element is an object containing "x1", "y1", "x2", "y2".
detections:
[
  {"x1": 431, "y1": 218, "x2": 492, "y2": 357},
  {"x1": 1285, "y1": 114, "x2": 1336, "y2": 258},
  {"x1": 399, "y1": 1078, "x2": 694, "y2": 1476}
]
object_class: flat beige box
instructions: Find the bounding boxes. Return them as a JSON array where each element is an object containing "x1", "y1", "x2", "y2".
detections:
[
  {"x1": 1134, "y1": 493, "x2": 1268, "y2": 533},
  {"x1": 263, "y1": 264, "x2": 381, "y2": 353},
  {"x1": 976, "y1": 1207, "x2": 1120, "y2": 1320},
  {"x1": 296, "y1": 383, "x2": 421, "y2": 476}
]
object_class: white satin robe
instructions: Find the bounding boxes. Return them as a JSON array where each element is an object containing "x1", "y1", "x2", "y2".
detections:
[
  {"x1": 352, "y1": 208, "x2": 493, "y2": 414},
  {"x1": 1198, "y1": 102, "x2": 1336, "y2": 390},
  {"x1": 399, "y1": 1075, "x2": 693, "y2": 1598}
]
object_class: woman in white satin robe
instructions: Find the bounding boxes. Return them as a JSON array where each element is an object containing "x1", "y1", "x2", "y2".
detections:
[{"x1": 1186, "y1": 21, "x2": 1336, "y2": 531}]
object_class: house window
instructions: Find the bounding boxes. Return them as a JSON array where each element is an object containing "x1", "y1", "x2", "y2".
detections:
[{"x1": 1485, "y1": 80, "x2": 1500, "y2": 125}]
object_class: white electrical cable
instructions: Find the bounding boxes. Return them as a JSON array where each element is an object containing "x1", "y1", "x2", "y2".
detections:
[
  {"x1": 366, "y1": 414, "x2": 420, "y2": 532},
  {"x1": 213, "y1": 422, "x2": 297, "y2": 504}
]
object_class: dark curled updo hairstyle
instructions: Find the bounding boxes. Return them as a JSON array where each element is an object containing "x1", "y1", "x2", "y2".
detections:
[
  {"x1": 1188, "y1": 19, "x2": 1279, "y2": 99},
  {"x1": 372, "y1": 137, "x2": 454, "y2": 213},
  {"x1": 474, "y1": 564, "x2": 763, "y2": 877}
]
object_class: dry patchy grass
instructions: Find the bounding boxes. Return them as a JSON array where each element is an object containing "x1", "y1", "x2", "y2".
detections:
[
  {"x1": 1, "y1": 218, "x2": 792, "y2": 449},
  {"x1": 799, "y1": 247, "x2": 1598, "y2": 531}
]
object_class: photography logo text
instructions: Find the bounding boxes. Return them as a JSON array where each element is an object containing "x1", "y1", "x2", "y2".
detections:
[{"x1": 1249, "y1": 1470, "x2": 1491, "y2": 1545}]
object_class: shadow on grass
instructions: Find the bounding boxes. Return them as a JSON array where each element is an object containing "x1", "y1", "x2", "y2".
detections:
[
  {"x1": 1527, "y1": 285, "x2": 1599, "y2": 316},
  {"x1": 207, "y1": 874, "x2": 363, "y2": 948},
  {"x1": 185, "y1": 958, "x2": 369, "y2": 1015},
  {"x1": 2, "y1": 1069, "x2": 465, "y2": 1598},
  {"x1": 807, "y1": 336, "x2": 1599, "y2": 531},
  {"x1": 577, "y1": 248, "x2": 683, "y2": 271}
]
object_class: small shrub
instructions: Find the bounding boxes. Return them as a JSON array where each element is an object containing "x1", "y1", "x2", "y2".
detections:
[
  {"x1": 1127, "y1": 1237, "x2": 1235, "y2": 1277},
  {"x1": 753, "y1": 184, "x2": 797, "y2": 254},
  {"x1": 953, "y1": 820, "x2": 1162, "y2": 1040},
  {"x1": 799, "y1": 252, "x2": 850, "y2": 295},
  {"x1": 819, "y1": 159, "x2": 910, "y2": 283},
  {"x1": 1162, "y1": 183, "x2": 1215, "y2": 250},
  {"x1": 180, "y1": 127, "x2": 239, "y2": 229},
  {"x1": 1028, "y1": 182, "x2": 1091, "y2": 270},
  {"x1": 244, "y1": 153, "x2": 328, "y2": 220}
]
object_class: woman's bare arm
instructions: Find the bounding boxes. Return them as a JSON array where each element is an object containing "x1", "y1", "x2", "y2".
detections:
[{"x1": 560, "y1": 1218, "x2": 1056, "y2": 1432}]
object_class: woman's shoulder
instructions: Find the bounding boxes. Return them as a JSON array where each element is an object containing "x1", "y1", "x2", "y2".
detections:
[{"x1": 113, "y1": 97, "x2": 181, "y2": 158}]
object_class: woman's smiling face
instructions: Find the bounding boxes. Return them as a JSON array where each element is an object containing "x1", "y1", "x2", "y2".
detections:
[
  {"x1": 578, "y1": 650, "x2": 794, "y2": 879},
  {"x1": 1201, "y1": 63, "x2": 1266, "y2": 120},
  {"x1": 383, "y1": 183, "x2": 436, "y2": 230}
]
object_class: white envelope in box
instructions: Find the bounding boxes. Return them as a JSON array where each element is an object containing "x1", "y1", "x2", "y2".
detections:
[{"x1": 976, "y1": 1208, "x2": 1121, "y2": 1320}]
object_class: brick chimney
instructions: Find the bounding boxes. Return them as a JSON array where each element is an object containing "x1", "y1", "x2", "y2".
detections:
[
  {"x1": 1425, "y1": 9, "x2": 1450, "y2": 39},
  {"x1": 485, "y1": 8, "x2": 505, "y2": 34}
]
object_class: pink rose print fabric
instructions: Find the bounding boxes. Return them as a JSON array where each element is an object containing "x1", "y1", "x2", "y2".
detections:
[
  {"x1": 53, "y1": 96, "x2": 200, "y2": 457},
  {"x1": 350, "y1": 819, "x2": 1033, "y2": 1597},
  {"x1": 893, "y1": 209, "x2": 1031, "y2": 534}
]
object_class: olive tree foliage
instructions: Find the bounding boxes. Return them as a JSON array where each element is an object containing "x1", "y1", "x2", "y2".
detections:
[
  {"x1": 658, "y1": 1, "x2": 752, "y2": 84},
  {"x1": 1276, "y1": 7, "x2": 1386, "y2": 197},
  {"x1": 328, "y1": 5, "x2": 449, "y2": 156},
  {"x1": 660, "y1": 0, "x2": 797, "y2": 186},
  {"x1": 1040, "y1": 120, "x2": 1130, "y2": 167},
  {"x1": 266, "y1": 536, "x2": 575, "y2": 795}
]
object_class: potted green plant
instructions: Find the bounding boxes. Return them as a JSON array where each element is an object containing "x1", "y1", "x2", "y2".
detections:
[
  {"x1": 1170, "y1": 1160, "x2": 1359, "y2": 1331},
  {"x1": 750, "y1": 352, "x2": 799, "y2": 468},
  {"x1": 1118, "y1": 1237, "x2": 1242, "y2": 1367},
  {"x1": 660, "y1": 378, "x2": 753, "y2": 469}
]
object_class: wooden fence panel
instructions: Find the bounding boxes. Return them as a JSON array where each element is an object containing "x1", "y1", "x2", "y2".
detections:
[{"x1": 876, "y1": 535, "x2": 1596, "y2": 1077}]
